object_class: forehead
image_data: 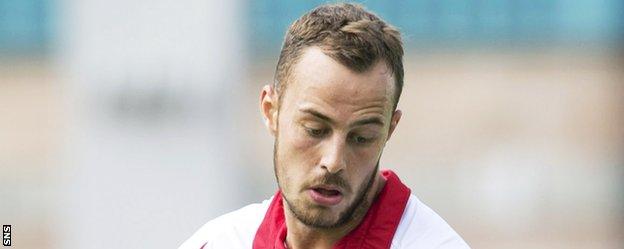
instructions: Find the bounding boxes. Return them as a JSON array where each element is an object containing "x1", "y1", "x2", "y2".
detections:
[{"x1": 283, "y1": 47, "x2": 395, "y2": 115}]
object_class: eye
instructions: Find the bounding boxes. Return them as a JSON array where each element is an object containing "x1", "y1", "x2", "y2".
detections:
[
  {"x1": 349, "y1": 134, "x2": 374, "y2": 145},
  {"x1": 356, "y1": 136, "x2": 368, "y2": 143},
  {"x1": 305, "y1": 127, "x2": 327, "y2": 138}
]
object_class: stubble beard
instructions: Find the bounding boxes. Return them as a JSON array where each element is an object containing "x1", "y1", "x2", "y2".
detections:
[{"x1": 273, "y1": 136, "x2": 380, "y2": 229}]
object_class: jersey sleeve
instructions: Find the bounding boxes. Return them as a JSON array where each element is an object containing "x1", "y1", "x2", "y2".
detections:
[
  {"x1": 391, "y1": 195, "x2": 471, "y2": 249},
  {"x1": 177, "y1": 199, "x2": 272, "y2": 249}
]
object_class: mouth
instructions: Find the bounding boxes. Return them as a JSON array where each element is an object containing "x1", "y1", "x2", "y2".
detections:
[{"x1": 308, "y1": 185, "x2": 343, "y2": 206}]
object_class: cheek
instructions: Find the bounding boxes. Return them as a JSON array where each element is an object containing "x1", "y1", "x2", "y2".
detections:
[
  {"x1": 351, "y1": 142, "x2": 382, "y2": 162},
  {"x1": 276, "y1": 120, "x2": 318, "y2": 178},
  {"x1": 279, "y1": 121, "x2": 318, "y2": 153},
  {"x1": 347, "y1": 145, "x2": 383, "y2": 179}
]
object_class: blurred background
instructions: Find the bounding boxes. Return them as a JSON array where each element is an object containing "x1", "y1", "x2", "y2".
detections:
[{"x1": 1, "y1": 0, "x2": 623, "y2": 248}]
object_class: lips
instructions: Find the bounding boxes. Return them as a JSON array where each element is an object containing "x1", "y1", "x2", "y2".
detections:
[{"x1": 308, "y1": 185, "x2": 343, "y2": 206}]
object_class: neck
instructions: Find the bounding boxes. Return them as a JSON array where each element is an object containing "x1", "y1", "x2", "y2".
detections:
[{"x1": 283, "y1": 173, "x2": 386, "y2": 249}]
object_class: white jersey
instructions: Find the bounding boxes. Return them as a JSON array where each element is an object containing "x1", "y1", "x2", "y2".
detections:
[{"x1": 178, "y1": 194, "x2": 470, "y2": 249}]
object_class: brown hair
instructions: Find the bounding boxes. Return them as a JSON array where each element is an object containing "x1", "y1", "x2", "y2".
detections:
[{"x1": 274, "y1": 3, "x2": 404, "y2": 109}]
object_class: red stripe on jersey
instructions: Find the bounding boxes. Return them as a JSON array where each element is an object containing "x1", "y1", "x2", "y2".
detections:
[{"x1": 253, "y1": 170, "x2": 410, "y2": 249}]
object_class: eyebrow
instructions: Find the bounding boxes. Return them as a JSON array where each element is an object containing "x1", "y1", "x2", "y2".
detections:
[
  {"x1": 351, "y1": 117, "x2": 385, "y2": 127},
  {"x1": 300, "y1": 108, "x2": 385, "y2": 127},
  {"x1": 301, "y1": 108, "x2": 334, "y2": 125}
]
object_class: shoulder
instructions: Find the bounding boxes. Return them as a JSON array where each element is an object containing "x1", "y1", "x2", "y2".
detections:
[
  {"x1": 391, "y1": 194, "x2": 471, "y2": 249},
  {"x1": 177, "y1": 198, "x2": 272, "y2": 249}
]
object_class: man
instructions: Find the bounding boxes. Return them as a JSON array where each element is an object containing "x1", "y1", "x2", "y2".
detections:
[{"x1": 179, "y1": 3, "x2": 470, "y2": 249}]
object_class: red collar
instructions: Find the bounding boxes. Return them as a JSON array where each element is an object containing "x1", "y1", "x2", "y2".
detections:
[{"x1": 253, "y1": 170, "x2": 411, "y2": 249}]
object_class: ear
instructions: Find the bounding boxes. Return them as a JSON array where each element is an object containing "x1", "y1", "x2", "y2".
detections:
[
  {"x1": 386, "y1": 109, "x2": 402, "y2": 141},
  {"x1": 260, "y1": 84, "x2": 279, "y2": 136}
]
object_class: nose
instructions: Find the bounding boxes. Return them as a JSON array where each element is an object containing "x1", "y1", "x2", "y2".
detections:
[{"x1": 319, "y1": 135, "x2": 347, "y2": 174}]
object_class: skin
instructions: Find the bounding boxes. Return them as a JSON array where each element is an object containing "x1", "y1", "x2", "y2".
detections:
[{"x1": 260, "y1": 47, "x2": 402, "y2": 249}]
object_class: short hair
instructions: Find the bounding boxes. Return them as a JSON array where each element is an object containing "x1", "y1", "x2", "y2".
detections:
[{"x1": 274, "y1": 3, "x2": 404, "y2": 110}]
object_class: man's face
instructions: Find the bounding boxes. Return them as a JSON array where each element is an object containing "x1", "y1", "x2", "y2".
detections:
[{"x1": 261, "y1": 47, "x2": 401, "y2": 228}]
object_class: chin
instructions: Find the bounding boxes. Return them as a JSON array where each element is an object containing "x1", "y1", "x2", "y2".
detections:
[
  {"x1": 290, "y1": 200, "x2": 345, "y2": 228},
  {"x1": 305, "y1": 212, "x2": 342, "y2": 228}
]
